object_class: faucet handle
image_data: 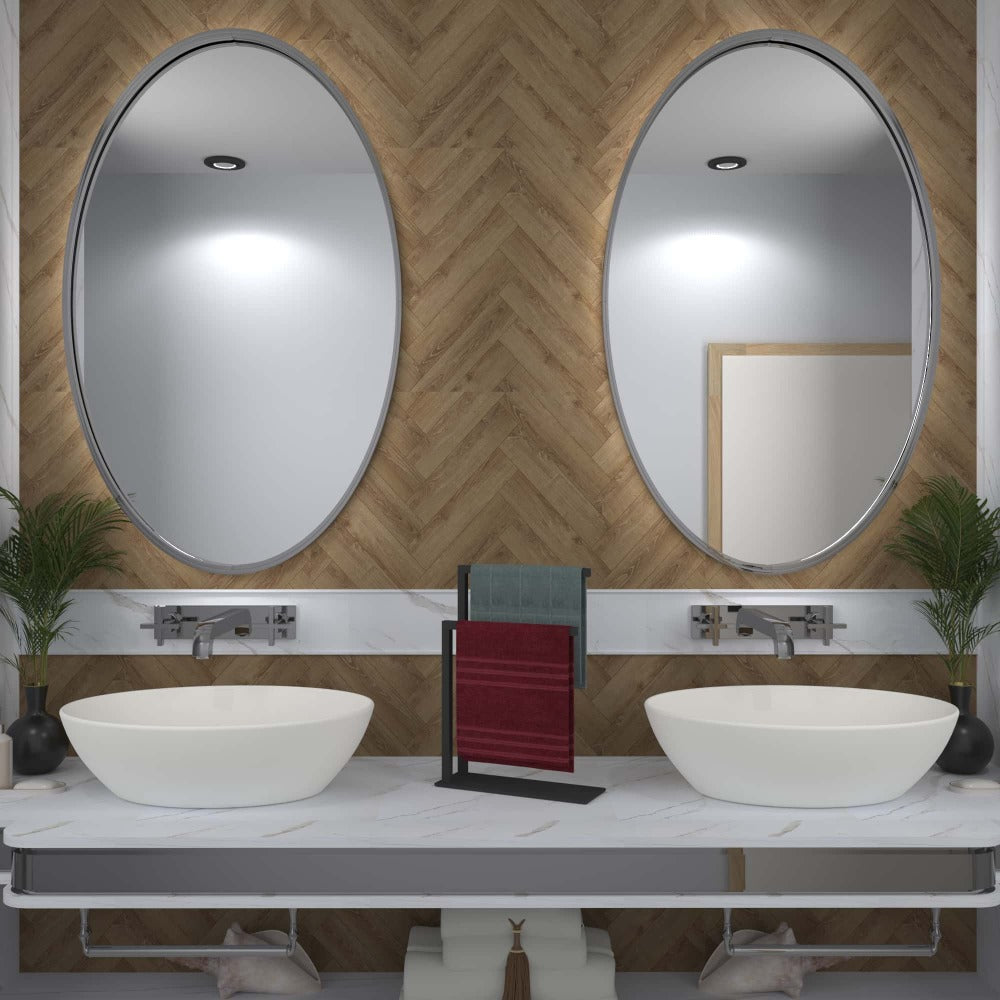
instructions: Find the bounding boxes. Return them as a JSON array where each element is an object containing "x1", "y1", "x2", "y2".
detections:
[
  {"x1": 692, "y1": 605, "x2": 728, "y2": 646},
  {"x1": 802, "y1": 606, "x2": 847, "y2": 645}
]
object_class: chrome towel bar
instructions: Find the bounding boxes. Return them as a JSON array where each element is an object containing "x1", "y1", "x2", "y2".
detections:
[
  {"x1": 722, "y1": 907, "x2": 941, "y2": 958},
  {"x1": 79, "y1": 907, "x2": 298, "y2": 959}
]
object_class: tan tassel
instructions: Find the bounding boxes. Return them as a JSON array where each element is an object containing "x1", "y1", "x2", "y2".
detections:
[{"x1": 501, "y1": 919, "x2": 531, "y2": 1000}]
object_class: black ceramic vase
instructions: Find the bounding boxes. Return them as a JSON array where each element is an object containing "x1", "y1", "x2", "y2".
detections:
[
  {"x1": 8, "y1": 685, "x2": 68, "y2": 775},
  {"x1": 937, "y1": 683, "x2": 995, "y2": 775}
]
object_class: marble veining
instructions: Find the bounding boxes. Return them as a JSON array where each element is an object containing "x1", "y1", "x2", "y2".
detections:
[
  {"x1": 3, "y1": 757, "x2": 1000, "y2": 851},
  {"x1": 49, "y1": 588, "x2": 944, "y2": 656}
]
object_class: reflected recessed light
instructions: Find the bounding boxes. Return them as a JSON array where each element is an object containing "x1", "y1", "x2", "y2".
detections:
[
  {"x1": 204, "y1": 155, "x2": 246, "y2": 171},
  {"x1": 707, "y1": 156, "x2": 747, "y2": 171}
]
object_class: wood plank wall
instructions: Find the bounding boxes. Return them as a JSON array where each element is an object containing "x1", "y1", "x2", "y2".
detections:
[{"x1": 19, "y1": 0, "x2": 975, "y2": 977}]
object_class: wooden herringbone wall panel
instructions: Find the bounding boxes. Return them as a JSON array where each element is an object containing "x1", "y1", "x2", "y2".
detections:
[
  {"x1": 20, "y1": 0, "x2": 974, "y2": 593},
  {"x1": 19, "y1": 0, "x2": 976, "y2": 979}
]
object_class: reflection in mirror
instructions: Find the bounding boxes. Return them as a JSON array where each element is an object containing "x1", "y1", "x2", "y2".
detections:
[
  {"x1": 66, "y1": 33, "x2": 399, "y2": 573},
  {"x1": 605, "y1": 34, "x2": 937, "y2": 572}
]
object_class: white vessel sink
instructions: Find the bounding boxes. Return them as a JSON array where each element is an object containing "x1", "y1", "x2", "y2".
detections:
[
  {"x1": 645, "y1": 685, "x2": 958, "y2": 808},
  {"x1": 61, "y1": 686, "x2": 374, "y2": 808}
]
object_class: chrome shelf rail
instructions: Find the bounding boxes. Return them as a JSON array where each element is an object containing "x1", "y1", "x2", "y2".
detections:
[
  {"x1": 79, "y1": 907, "x2": 298, "y2": 959},
  {"x1": 722, "y1": 906, "x2": 941, "y2": 958}
]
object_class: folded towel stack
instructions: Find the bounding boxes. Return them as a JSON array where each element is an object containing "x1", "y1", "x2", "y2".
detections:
[{"x1": 401, "y1": 909, "x2": 617, "y2": 1000}]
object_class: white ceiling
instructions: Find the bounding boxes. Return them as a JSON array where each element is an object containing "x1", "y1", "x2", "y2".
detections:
[
  {"x1": 631, "y1": 44, "x2": 904, "y2": 177},
  {"x1": 101, "y1": 44, "x2": 374, "y2": 176}
]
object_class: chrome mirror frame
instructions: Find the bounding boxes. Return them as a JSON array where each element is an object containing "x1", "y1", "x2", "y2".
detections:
[
  {"x1": 603, "y1": 29, "x2": 940, "y2": 575},
  {"x1": 62, "y1": 29, "x2": 401, "y2": 575}
]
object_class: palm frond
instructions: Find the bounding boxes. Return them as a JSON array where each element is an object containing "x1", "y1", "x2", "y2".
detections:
[
  {"x1": 0, "y1": 489, "x2": 127, "y2": 686},
  {"x1": 888, "y1": 477, "x2": 1000, "y2": 684}
]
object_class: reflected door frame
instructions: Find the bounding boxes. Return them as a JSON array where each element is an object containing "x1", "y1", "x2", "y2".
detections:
[{"x1": 706, "y1": 342, "x2": 912, "y2": 552}]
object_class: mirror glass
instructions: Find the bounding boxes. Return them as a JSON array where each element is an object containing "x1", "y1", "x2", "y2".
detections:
[
  {"x1": 66, "y1": 34, "x2": 399, "y2": 573},
  {"x1": 605, "y1": 35, "x2": 937, "y2": 572}
]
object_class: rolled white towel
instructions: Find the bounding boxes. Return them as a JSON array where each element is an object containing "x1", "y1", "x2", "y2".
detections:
[
  {"x1": 407, "y1": 925, "x2": 612, "y2": 959},
  {"x1": 402, "y1": 947, "x2": 616, "y2": 1000},
  {"x1": 402, "y1": 992, "x2": 615, "y2": 1000},
  {"x1": 443, "y1": 927, "x2": 587, "y2": 970},
  {"x1": 440, "y1": 908, "x2": 583, "y2": 941},
  {"x1": 402, "y1": 994, "x2": 615, "y2": 1000},
  {"x1": 400, "y1": 927, "x2": 615, "y2": 1000},
  {"x1": 586, "y1": 927, "x2": 614, "y2": 957},
  {"x1": 406, "y1": 927, "x2": 443, "y2": 953}
]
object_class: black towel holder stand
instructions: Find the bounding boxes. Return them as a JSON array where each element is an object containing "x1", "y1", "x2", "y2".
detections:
[{"x1": 435, "y1": 565, "x2": 605, "y2": 805}]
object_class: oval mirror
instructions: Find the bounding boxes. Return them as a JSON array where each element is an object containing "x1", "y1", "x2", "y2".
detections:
[
  {"x1": 604, "y1": 31, "x2": 938, "y2": 573},
  {"x1": 65, "y1": 31, "x2": 399, "y2": 573}
]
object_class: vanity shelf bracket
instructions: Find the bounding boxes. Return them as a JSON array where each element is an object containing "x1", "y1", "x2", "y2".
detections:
[
  {"x1": 140, "y1": 605, "x2": 297, "y2": 647},
  {"x1": 79, "y1": 907, "x2": 298, "y2": 959},
  {"x1": 722, "y1": 906, "x2": 941, "y2": 958},
  {"x1": 691, "y1": 605, "x2": 846, "y2": 646}
]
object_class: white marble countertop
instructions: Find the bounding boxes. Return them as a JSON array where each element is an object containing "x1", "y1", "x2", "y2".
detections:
[{"x1": 3, "y1": 756, "x2": 1000, "y2": 851}]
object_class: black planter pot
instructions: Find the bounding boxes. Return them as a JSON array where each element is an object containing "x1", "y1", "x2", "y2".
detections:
[
  {"x1": 937, "y1": 683, "x2": 995, "y2": 775},
  {"x1": 8, "y1": 685, "x2": 69, "y2": 776}
]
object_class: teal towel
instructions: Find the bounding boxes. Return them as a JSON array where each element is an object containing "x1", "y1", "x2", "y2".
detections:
[{"x1": 468, "y1": 564, "x2": 587, "y2": 688}]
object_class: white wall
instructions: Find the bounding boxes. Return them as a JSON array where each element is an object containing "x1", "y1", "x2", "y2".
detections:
[
  {"x1": 977, "y1": 1, "x2": 1000, "y2": 988},
  {"x1": 0, "y1": 0, "x2": 17, "y2": 729},
  {"x1": 80, "y1": 170, "x2": 396, "y2": 568},
  {"x1": 911, "y1": 198, "x2": 930, "y2": 407},
  {"x1": 720, "y1": 353, "x2": 912, "y2": 565},
  {"x1": 607, "y1": 172, "x2": 913, "y2": 542},
  {"x1": 977, "y1": 0, "x2": 1000, "y2": 754}
]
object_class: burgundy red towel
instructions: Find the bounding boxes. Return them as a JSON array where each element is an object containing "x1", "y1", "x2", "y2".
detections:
[{"x1": 455, "y1": 620, "x2": 575, "y2": 773}]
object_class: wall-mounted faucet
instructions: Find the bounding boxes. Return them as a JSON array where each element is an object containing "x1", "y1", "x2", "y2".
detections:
[
  {"x1": 140, "y1": 605, "x2": 297, "y2": 653},
  {"x1": 192, "y1": 608, "x2": 252, "y2": 660},
  {"x1": 735, "y1": 607, "x2": 794, "y2": 660},
  {"x1": 690, "y1": 604, "x2": 845, "y2": 658}
]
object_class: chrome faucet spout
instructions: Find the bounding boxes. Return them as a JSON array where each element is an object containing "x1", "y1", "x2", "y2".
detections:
[
  {"x1": 192, "y1": 608, "x2": 252, "y2": 659},
  {"x1": 736, "y1": 607, "x2": 795, "y2": 660}
]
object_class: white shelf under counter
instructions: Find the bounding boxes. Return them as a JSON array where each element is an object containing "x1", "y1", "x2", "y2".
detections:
[
  {"x1": 1, "y1": 972, "x2": 998, "y2": 1000},
  {"x1": 1, "y1": 972, "x2": 997, "y2": 1000}
]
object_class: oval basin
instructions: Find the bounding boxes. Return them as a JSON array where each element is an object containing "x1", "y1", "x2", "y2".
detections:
[
  {"x1": 61, "y1": 686, "x2": 373, "y2": 808},
  {"x1": 645, "y1": 685, "x2": 958, "y2": 808}
]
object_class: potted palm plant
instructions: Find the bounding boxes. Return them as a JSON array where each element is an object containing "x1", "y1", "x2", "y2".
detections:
[
  {"x1": 0, "y1": 488, "x2": 126, "y2": 774},
  {"x1": 887, "y1": 476, "x2": 1000, "y2": 774}
]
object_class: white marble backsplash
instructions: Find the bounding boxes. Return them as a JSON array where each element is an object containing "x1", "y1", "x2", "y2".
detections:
[
  {"x1": 977, "y1": 4, "x2": 1000, "y2": 987},
  {"x1": 49, "y1": 587, "x2": 944, "y2": 657},
  {"x1": 979, "y1": 0, "x2": 1000, "y2": 766},
  {"x1": 0, "y1": 0, "x2": 16, "y2": 728}
]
